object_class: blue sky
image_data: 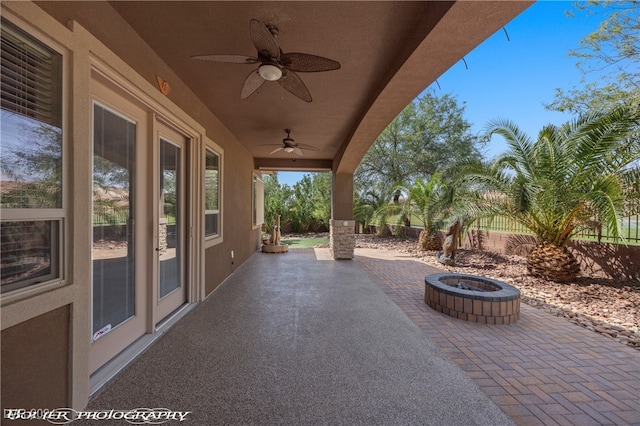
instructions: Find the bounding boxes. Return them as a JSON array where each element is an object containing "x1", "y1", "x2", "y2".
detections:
[
  {"x1": 427, "y1": 0, "x2": 609, "y2": 160},
  {"x1": 278, "y1": 1, "x2": 609, "y2": 187}
]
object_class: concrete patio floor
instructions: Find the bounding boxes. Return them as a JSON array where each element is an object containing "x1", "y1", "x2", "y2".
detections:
[{"x1": 86, "y1": 247, "x2": 639, "y2": 425}]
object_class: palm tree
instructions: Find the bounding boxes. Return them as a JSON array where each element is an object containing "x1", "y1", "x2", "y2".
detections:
[
  {"x1": 354, "y1": 186, "x2": 395, "y2": 235},
  {"x1": 463, "y1": 103, "x2": 640, "y2": 282},
  {"x1": 376, "y1": 175, "x2": 451, "y2": 250}
]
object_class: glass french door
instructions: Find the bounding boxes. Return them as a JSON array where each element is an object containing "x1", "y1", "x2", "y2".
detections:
[
  {"x1": 154, "y1": 125, "x2": 187, "y2": 323},
  {"x1": 90, "y1": 82, "x2": 191, "y2": 375},
  {"x1": 90, "y1": 101, "x2": 146, "y2": 374}
]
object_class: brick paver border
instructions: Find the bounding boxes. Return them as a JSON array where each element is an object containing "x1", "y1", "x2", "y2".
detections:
[{"x1": 355, "y1": 249, "x2": 640, "y2": 426}]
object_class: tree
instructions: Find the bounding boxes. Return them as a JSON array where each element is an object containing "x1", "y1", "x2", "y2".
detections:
[
  {"x1": 547, "y1": 1, "x2": 640, "y2": 114},
  {"x1": 411, "y1": 93, "x2": 483, "y2": 175},
  {"x1": 355, "y1": 103, "x2": 416, "y2": 199},
  {"x1": 355, "y1": 91, "x2": 481, "y2": 201},
  {"x1": 263, "y1": 173, "x2": 293, "y2": 234},
  {"x1": 289, "y1": 173, "x2": 331, "y2": 232},
  {"x1": 0, "y1": 114, "x2": 62, "y2": 208},
  {"x1": 263, "y1": 172, "x2": 331, "y2": 234},
  {"x1": 308, "y1": 173, "x2": 332, "y2": 228},
  {"x1": 463, "y1": 103, "x2": 640, "y2": 282}
]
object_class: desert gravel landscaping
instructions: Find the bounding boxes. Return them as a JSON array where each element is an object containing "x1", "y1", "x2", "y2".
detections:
[{"x1": 351, "y1": 234, "x2": 640, "y2": 350}]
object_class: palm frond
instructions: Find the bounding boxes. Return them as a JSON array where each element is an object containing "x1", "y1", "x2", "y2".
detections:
[{"x1": 461, "y1": 104, "x2": 639, "y2": 246}]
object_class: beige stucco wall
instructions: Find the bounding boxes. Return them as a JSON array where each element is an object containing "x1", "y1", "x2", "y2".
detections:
[
  {"x1": 1, "y1": 0, "x2": 262, "y2": 411},
  {"x1": 1, "y1": 306, "x2": 70, "y2": 419}
]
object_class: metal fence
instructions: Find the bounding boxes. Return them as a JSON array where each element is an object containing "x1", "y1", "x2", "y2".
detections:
[
  {"x1": 93, "y1": 205, "x2": 129, "y2": 226},
  {"x1": 93, "y1": 206, "x2": 177, "y2": 226},
  {"x1": 469, "y1": 214, "x2": 640, "y2": 245}
]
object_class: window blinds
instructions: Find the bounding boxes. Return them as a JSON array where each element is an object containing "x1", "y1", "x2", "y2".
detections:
[{"x1": 1, "y1": 19, "x2": 62, "y2": 127}]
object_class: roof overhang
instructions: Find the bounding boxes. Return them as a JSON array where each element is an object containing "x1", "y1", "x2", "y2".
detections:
[{"x1": 35, "y1": 1, "x2": 533, "y2": 174}]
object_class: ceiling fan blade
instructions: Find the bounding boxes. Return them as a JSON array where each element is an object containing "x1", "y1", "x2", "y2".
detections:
[
  {"x1": 191, "y1": 54, "x2": 259, "y2": 64},
  {"x1": 296, "y1": 143, "x2": 319, "y2": 151},
  {"x1": 269, "y1": 147, "x2": 284, "y2": 155},
  {"x1": 281, "y1": 53, "x2": 341, "y2": 72},
  {"x1": 293, "y1": 147, "x2": 304, "y2": 156},
  {"x1": 250, "y1": 19, "x2": 280, "y2": 60},
  {"x1": 277, "y1": 70, "x2": 312, "y2": 103},
  {"x1": 240, "y1": 70, "x2": 266, "y2": 99}
]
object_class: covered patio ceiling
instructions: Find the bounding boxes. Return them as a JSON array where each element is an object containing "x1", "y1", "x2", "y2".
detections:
[{"x1": 37, "y1": 1, "x2": 532, "y2": 174}]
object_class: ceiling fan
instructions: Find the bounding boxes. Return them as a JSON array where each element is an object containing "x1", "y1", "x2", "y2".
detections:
[
  {"x1": 260, "y1": 129, "x2": 319, "y2": 156},
  {"x1": 192, "y1": 19, "x2": 340, "y2": 102}
]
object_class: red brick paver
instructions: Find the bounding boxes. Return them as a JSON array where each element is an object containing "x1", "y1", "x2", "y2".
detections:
[{"x1": 355, "y1": 249, "x2": 640, "y2": 426}]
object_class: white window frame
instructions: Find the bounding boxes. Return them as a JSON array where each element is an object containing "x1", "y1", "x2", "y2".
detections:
[
  {"x1": 204, "y1": 140, "x2": 222, "y2": 248},
  {"x1": 0, "y1": 18, "x2": 67, "y2": 301},
  {"x1": 252, "y1": 172, "x2": 264, "y2": 229}
]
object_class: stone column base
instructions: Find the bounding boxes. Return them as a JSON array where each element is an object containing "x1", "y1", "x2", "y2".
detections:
[{"x1": 330, "y1": 220, "x2": 355, "y2": 260}]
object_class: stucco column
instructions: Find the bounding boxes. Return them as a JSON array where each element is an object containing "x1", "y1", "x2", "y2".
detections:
[{"x1": 330, "y1": 171, "x2": 355, "y2": 259}]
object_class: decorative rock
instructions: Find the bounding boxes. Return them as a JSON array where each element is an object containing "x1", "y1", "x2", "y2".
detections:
[
  {"x1": 353, "y1": 234, "x2": 640, "y2": 350},
  {"x1": 594, "y1": 326, "x2": 616, "y2": 336}
]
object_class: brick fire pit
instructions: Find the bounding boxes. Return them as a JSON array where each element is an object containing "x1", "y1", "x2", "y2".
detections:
[{"x1": 424, "y1": 273, "x2": 520, "y2": 324}]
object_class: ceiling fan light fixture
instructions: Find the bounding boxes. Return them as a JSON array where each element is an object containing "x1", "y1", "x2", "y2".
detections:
[
  {"x1": 258, "y1": 64, "x2": 282, "y2": 81},
  {"x1": 283, "y1": 146, "x2": 294, "y2": 153}
]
